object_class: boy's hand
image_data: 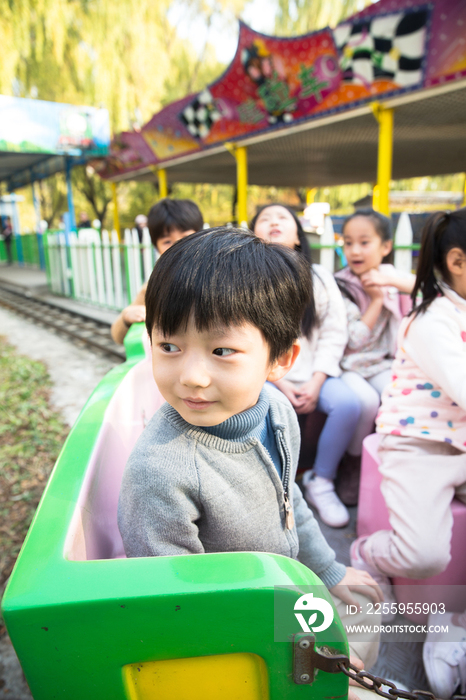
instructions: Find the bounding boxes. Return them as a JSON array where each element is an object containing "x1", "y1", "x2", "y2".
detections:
[
  {"x1": 329, "y1": 567, "x2": 384, "y2": 608},
  {"x1": 122, "y1": 304, "x2": 146, "y2": 326}
]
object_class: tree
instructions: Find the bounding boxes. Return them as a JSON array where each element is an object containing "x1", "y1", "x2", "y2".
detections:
[
  {"x1": 72, "y1": 166, "x2": 112, "y2": 229},
  {"x1": 274, "y1": 0, "x2": 372, "y2": 36},
  {"x1": 37, "y1": 175, "x2": 67, "y2": 228}
]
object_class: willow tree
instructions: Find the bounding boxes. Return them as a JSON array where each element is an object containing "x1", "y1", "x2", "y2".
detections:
[
  {"x1": 275, "y1": 0, "x2": 373, "y2": 36},
  {"x1": 0, "y1": 0, "x2": 242, "y2": 226}
]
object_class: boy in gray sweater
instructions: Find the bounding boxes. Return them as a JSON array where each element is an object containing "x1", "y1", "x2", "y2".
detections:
[{"x1": 118, "y1": 228, "x2": 381, "y2": 673}]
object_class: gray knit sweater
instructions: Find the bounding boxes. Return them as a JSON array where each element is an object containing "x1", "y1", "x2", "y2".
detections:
[{"x1": 118, "y1": 384, "x2": 346, "y2": 588}]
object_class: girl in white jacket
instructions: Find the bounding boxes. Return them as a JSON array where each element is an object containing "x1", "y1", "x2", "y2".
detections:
[
  {"x1": 351, "y1": 209, "x2": 466, "y2": 639},
  {"x1": 252, "y1": 204, "x2": 361, "y2": 528}
]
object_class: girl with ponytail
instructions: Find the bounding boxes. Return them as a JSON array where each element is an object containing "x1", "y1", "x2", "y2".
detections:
[{"x1": 350, "y1": 208, "x2": 466, "y2": 605}]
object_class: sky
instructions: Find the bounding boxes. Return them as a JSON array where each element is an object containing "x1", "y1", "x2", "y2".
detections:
[{"x1": 168, "y1": 0, "x2": 278, "y2": 65}]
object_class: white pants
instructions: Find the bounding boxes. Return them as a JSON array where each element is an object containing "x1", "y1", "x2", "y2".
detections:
[
  {"x1": 364, "y1": 435, "x2": 466, "y2": 579},
  {"x1": 341, "y1": 370, "x2": 392, "y2": 456},
  {"x1": 332, "y1": 591, "x2": 381, "y2": 670}
]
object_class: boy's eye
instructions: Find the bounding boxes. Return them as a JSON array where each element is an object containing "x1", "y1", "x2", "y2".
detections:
[
  {"x1": 212, "y1": 347, "x2": 235, "y2": 357},
  {"x1": 160, "y1": 343, "x2": 179, "y2": 353}
]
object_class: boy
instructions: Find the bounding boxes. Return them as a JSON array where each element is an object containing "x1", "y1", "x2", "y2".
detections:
[
  {"x1": 118, "y1": 228, "x2": 381, "y2": 672},
  {"x1": 110, "y1": 198, "x2": 203, "y2": 344}
]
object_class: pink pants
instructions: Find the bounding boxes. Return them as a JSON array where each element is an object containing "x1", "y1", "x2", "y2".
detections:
[{"x1": 363, "y1": 435, "x2": 466, "y2": 579}]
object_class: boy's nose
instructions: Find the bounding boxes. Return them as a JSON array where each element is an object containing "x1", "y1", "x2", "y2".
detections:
[{"x1": 179, "y1": 358, "x2": 211, "y2": 388}]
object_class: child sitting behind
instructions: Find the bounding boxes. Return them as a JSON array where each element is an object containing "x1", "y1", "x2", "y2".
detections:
[
  {"x1": 334, "y1": 209, "x2": 414, "y2": 502},
  {"x1": 118, "y1": 228, "x2": 382, "y2": 671},
  {"x1": 351, "y1": 209, "x2": 466, "y2": 585},
  {"x1": 111, "y1": 198, "x2": 203, "y2": 344}
]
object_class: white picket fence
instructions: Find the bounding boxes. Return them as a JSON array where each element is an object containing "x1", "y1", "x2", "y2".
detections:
[
  {"x1": 46, "y1": 227, "x2": 158, "y2": 309},
  {"x1": 45, "y1": 214, "x2": 416, "y2": 310}
]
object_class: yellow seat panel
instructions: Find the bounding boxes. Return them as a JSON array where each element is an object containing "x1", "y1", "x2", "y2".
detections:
[{"x1": 123, "y1": 652, "x2": 269, "y2": 700}]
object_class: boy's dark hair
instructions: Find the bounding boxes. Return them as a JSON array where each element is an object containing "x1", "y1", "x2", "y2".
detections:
[
  {"x1": 145, "y1": 227, "x2": 313, "y2": 363},
  {"x1": 342, "y1": 208, "x2": 392, "y2": 242},
  {"x1": 250, "y1": 204, "x2": 316, "y2": 338},
  {"x1": 147, "y1": 198, "x2": 203, "y2": 246},
  {"x1": 410, "y1": 207, "x2": 466, "y2": 318}
]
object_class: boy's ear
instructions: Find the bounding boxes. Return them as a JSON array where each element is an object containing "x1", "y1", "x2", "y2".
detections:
[{"x1": 266, "y1": 342, "x2": 301, "y2": 382}]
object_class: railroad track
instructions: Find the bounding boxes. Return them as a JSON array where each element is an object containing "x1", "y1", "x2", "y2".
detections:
[{"x1": 0, "y1": 286, "x2": 126, "y2": 362}]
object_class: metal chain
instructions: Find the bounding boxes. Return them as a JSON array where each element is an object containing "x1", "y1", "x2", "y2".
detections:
[{"x1": 338, "y1": 661, "x2": 466, "y2": 700}]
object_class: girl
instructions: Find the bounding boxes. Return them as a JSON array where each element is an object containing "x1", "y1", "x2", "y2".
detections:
[
  {"x1": 334, "y1": 209, "x2": 415, "y2": 505},
  {"x1": 252, "y1": 204, "x2": 361, "y2": 528},
  {"x1": 351, "y1": 209, "x2": 466, "y2": 588}
]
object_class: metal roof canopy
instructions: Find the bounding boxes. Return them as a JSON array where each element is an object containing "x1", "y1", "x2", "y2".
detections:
[
  {"x1": 0, "y1": 152, "x2": 91, "y2": 191},
  {"x1": 112, "y1": 80, "x2": 466, "y2": 189}
]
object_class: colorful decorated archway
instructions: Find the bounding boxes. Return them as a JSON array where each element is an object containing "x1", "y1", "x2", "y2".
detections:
[{"x1": 95, "y1": 0, "x2": 466, "y2": 222}]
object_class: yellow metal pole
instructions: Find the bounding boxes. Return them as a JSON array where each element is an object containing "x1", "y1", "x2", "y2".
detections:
[
  {"x1": 158, "y1": 168, "x2": 168, "y2": 199},
  {"x1": 111, "y1": 182, "x2": 121, "y2": 240},
  {"x1": 372, "y1": 103, "x2": 394, "y2": 216},
  {"x1": 372, "y1": 185, "x2": 380, "y2": 212},
  {"x1": 235, "y1": 146, "x2": 248, "y2": 226}
]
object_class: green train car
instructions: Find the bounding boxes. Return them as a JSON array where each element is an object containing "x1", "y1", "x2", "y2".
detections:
[{"x1": 2, "y1": 325, "x2": 350, "y2": 700}]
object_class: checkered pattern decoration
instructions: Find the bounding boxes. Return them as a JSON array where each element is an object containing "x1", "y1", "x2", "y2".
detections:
[
  {"x1": 333, "y1": 8, "x2": 428, "y2": 88},
  {"x1": 179, "y1": 89, "x2": 222, "y2": 139}
]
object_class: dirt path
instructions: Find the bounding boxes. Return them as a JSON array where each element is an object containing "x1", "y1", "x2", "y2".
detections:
[{"x1": 0, "y1": 307, "x2": 117, "y2": 427}]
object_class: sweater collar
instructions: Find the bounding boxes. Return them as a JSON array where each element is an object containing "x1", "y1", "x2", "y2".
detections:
[
  {"x1": 202, "y1": 389, "x2": 269, "y2": 440},
  {"x1": 160, "y1": 387, "x2": 280, "y2": 449}
]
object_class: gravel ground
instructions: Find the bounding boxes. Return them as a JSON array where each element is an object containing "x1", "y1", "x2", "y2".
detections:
[{"x1": 0, "y1": 306, "x2": 119, "y2": 699}]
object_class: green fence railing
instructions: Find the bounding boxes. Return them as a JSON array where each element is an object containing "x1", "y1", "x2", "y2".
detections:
[{"x1": 0, "y1": 233, "x2": 46, "y2": 269}]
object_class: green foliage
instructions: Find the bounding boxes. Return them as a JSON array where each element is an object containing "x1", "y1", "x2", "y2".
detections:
[
  {"x1": 274, "y1": 0, "x2": 370, "y2": 35},
  {"x1": 0, "y1": 337, "x2": 69, "y2": 591}
]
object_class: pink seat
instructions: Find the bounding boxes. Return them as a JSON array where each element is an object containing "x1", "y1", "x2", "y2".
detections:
[{"x1": 357, "y1": 433, "x2": 466, "y2": 621}]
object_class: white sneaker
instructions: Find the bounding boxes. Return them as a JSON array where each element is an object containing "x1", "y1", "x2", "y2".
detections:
[
  {"x1": 423, "y1": 611, "x2": 466, "y2": 699},
  {"x1": 303, "y1": 471, "x2": 350, "y2": 528},
  {"x1": 350, "y1": 537, "x2": 396, "y2": 621}
]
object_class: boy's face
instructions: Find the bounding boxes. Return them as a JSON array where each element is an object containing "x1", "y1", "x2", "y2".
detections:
[
  {"x1": 151, "y1": 316, "x2": 298, "y2": 426},
  {"x1": 156, "y1": 228, "x2": 195, "y2": 255}
]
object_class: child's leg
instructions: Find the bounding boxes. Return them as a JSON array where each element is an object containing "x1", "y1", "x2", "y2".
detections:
[
  {"x1": 331, "y1": 592, "x2": 381, "y2": 670},
  {"x1": 367, "y1": 368, "x2": 392, "y2": 397},
  {"x1": 340, "y1": 371, "x2": 381, "y2": 456},
  {"x1": 312, "y1": 377, "x2": 361, "y2": 480},
  {"x1": 363, "y1": 435, "x2": 466, "y2": 579},
  {"x1": 302, "y1": 378, "x2": 361, "y2": 528}
]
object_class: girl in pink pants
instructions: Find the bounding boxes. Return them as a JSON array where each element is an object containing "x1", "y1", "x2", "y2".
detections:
[{"x1": 351, "y1": 208, "x2": 466, "y2": 582}]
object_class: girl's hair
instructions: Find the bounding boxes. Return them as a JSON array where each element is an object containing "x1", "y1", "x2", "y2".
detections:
[
  {"x1": 410, "y1": 208, "x2": 466, "y2": 318},
  {"x1": 250, "y1": 204, "x2": 316, "y2": 337},
  {"x1": 342, "y1": 208, "x2": 392, "y2": 242}
]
